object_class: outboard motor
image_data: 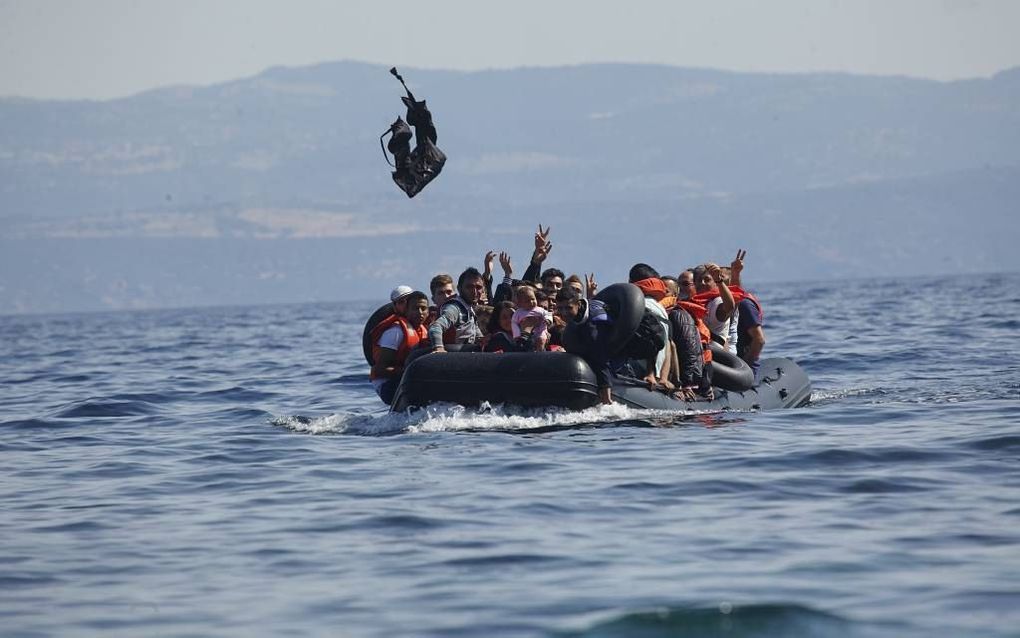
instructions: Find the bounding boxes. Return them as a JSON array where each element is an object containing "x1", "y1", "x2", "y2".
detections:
[{"x1": 379, "y1": 67, "x2": 447, "y2": 198}]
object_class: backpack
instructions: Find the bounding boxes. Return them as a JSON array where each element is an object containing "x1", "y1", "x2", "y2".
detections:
[
  {"x1": 621, "y1": 309, "x2": 666, "y2": 361},
  {"x1": 379, "y1": 68, "x2": 446, "y2": 198}
]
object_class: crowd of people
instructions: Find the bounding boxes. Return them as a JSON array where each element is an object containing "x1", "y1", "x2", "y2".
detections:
[{"x1": 368, "y1": 225, "x2": 766, "y2": 406}]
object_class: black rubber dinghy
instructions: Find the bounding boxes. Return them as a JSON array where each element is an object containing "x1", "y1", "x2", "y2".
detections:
[{"x1": 389, "y1": 352, "x2": 810, "y2": 413}]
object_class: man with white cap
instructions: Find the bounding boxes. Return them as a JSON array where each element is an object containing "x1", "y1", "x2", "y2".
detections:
[
  {"x1": 390, "y1": 285, "x2": 414, "y2": 315},
  {"x1": 370, "y1": 289, "x2": 430, "y2": 404}
]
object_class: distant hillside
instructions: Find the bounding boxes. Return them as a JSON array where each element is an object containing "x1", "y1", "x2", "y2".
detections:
[{"x1": 1, "y1": 62, "x2": 1018, "y2": 313}]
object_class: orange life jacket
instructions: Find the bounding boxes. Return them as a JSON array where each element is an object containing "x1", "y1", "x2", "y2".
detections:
[
  {"x1": 369, "y1": 314, "x2": 427, "y2": 380},
  {"x1": 676, "y1": 300, "x2": 713, "y2": 364},
  {"x1": 633, "y1": 277, "x2": 668, "y2": 304},
  {"x1": 691, "y1": 284, "x2": 748, "y2": 308}
]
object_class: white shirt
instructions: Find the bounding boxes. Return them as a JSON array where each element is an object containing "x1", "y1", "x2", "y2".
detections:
[
  {"x1": 371, "y1": 325, "x2": 405, "y2": 390},
  {"x1": 644, "y1": 297, "x2": 670, "y2": 377},
  {"x1": 704, "y1": 297, "x2": 736, "y2": 354}
]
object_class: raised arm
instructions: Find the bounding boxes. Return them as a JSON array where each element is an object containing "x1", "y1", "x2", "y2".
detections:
[
  {"x1": 706, "y1": 263, "x2": 734, "y2": 322},
  {"x1": 729, "y1": 249, "x2": 746, "y2": 288},
  {"x1": 523, "y1": 224, "x2": 551, "y2": 282},
  {"x1": 427, "y1": 303, "x2": 462, "y2": 351}
]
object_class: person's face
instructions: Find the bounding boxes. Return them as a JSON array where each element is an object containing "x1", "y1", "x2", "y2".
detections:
[
  {"x1": 697, "y1": 271, "x2": 716, "y2": 293},
  {"x1": 405, "y1": 299, "x2": 429, "y2": 327},
  {"x1": 543, "y1": 276, "x2": 563, "y2": 293},
  {"x1": 568, "y1": 281, "x2": 584, "y2": 295},
  {"x1": 393, "y1": 298, "x2": 409, "y2": 315},
  {"x1": 678, "y1": 273, "x2": 695, "y2": 300},
  {"x1": 432, "y1": 283, "x2": 454, "y2": 306},
  {"x1": 499, "y1": 307, "x2": 514, "y2": 332},
  {"x1": 555, "y1": 300, "x2": 580, "y2": 320},
  {"x1": 460, "y1": 277, "x2": 485, "y2": 304},
  {"x1": 401, "y1": 298, "x2": 426, "y2": 328},
  {"x1": 516, "y1": 289, "x2": 537, "y2": 310}
]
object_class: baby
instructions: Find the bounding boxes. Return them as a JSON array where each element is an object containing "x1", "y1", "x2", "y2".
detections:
[{"x1": 512, "y1": 285, "x2": 553, "y2": 350}]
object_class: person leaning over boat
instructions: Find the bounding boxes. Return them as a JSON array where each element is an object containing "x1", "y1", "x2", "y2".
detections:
[
  {"x1": 556, "y1": 287, "x2": 615, "y2": 405},
  {"x1": 627, "y1": 263, "x2": 675, "y2": 392},
  {"x1": 428, "y1": 267, "x2": 486, "y2": 352},
  {"x1": 370, "y1": 290, "x2": 430, "y2": 405}
]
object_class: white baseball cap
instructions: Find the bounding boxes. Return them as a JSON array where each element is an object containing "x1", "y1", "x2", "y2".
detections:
[{"x1": 390, "y1": 285, "x2": 414, "y2": 302}]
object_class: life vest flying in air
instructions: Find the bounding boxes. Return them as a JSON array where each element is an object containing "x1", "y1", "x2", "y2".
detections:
[{"x1": 379, "y1": 67, "x2": 447, "y2": 198}]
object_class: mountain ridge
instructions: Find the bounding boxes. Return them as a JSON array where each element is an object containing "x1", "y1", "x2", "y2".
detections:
[{"x1": 1, "y1": 61, "x2": 1017, "y2": 313}]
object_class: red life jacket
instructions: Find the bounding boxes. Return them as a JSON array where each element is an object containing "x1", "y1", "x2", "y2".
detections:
[
  {"x1": 739, "y1": 289, "x2": 764, "y2": 324},
  {"x1": 369, "y1": 314, "x2": 427, "y2": 380},
  {"x1": 676, "y1": 300, "x2": 713, "y2": 364}
]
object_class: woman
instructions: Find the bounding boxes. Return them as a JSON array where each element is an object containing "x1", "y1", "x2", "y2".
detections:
[{"x1": 483, "y1": 301, "x2": 541, "y2": 352}]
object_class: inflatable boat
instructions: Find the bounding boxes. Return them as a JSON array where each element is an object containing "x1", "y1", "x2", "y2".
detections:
[
  {"x1": 388, "y1": 350, "x2": 810, "y2": 413},
  {"x1": 364, "y1": 282, "x2": 811, "y2": 414}
]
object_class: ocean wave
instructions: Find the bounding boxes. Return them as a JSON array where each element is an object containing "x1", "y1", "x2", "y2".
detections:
[{"x1": 558, "y1": 602, "x2": 906, "y2": 638}]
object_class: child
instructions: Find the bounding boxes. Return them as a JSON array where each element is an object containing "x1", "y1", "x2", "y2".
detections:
[{"x1": 512, "y1": 285, "x2": 553, "y2": 351}]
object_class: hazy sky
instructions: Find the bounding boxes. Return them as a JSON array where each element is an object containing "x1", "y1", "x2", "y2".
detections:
[{"x1": 2, "y1": 0, "x2": 1019, "y2": 100}]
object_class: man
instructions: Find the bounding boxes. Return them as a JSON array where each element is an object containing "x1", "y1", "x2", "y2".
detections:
[
  {"x1": 627, "y1": 263, "x2": 674, "y2": 391},
  {"x1": 429, "y1": 274, "x2": 454, "y2": 309},
  {"x1": 427, "y1": 274, "x2": 454, "y2": 325},
  {"x1": 728, "y1": 250, "x2": 766, "y2": 378},
  {"x1": 556, "y1": 288, "x2": 614, "y2": 405},
  {"x1": 677, "y1": 269, "x2": 696, "y2": 301},
  {"x1": 693, "y1": 262, "x2": 736, "y2": 353},
  {"x1": 428, "y1": 267, "x2": 486, "y2": 352},
  {"x1": 390, "y1": 285, "x2": 414, "y2": 315},
  {"x1": 540, "y1": 267, "x2": 565, "y2": 294},
  {"x1": 370, "y1": 290, "x2": 430, "y2": 404}
]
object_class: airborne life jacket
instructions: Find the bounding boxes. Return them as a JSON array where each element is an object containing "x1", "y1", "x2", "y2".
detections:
[{"x1": 379, "y1": 67, "x2": 446, "y2": 198}]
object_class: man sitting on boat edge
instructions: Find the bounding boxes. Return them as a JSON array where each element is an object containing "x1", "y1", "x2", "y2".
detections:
[{"x1": 370, "y1": 290, "x2": 430, "y2": 405}]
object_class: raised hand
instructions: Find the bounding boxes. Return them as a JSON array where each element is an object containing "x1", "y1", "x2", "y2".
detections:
[
  {"x1": 483, "y1": 250, "x2": 496, "y2": 277},
  {"x1": 730, "y1": 249, "x2": 746, "y2": 284},
  {"x1": 499, "y1": 251, "x2": 513, "y2": 277},
  {"x1": 705, "y1": 262, "x2": 723, "y2": 285},
  {"x1": 534, "y1": 241, "x2": 553, "y2": 263},
  {"x1": 534, "y1": 224, "x2": 551, "y2": 251},
  {"x1": 585, "y1": 273, "x2": 598, "y2": 299}
]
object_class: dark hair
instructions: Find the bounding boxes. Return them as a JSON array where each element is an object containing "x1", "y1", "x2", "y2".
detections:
[
  {"x1": 430, "y1": 273, "x2": 453, "y2": 295},
  {"x1": 534, "y1": 289, "x2": 548, "y2": 303},
  {"x1": 628, "y1": 263, "x2": 660, "y2": 282},
  {"x1": 541, "y1": 267, "x2": 565, "y2": 283},
  {"x1": 556, "y1": 288, "x2": 582, "y2": 304},
  {"x1": 692, "y1": 265, "x2": 707, "y2": 281},
  {"x1": 457, "y1": 267, "x2": 484, "y2": 290},
  {"x1": 405, "y1": 291, "x2": 428, "y2": 306},
  {"x1": 474, "y1": 304, "x2": 494, "y2": 336},
  {"x1": 488, "y1": 300, "x2": 514, "y2": 334},
  {"x1": 660, "y1": 275, "x2": 678, "y2": 286},
  {"x1": 565, "y1": 274, "x2": 583, "y2": 286}
]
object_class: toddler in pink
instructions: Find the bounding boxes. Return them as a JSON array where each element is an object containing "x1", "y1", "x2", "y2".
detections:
[{"x1": 511, "y1": 285, "x2": 552, "y2": 350}]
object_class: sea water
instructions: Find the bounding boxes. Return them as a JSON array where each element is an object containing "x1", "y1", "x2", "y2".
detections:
[{"x1": 2, "y1": 273, "x2": 1018, "y2": 637}]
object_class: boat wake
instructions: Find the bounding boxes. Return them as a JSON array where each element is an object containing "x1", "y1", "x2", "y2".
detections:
[{"x1": 271, "y1": 401, "x2": 735, "y2": 436}]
